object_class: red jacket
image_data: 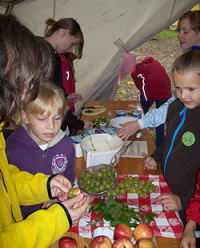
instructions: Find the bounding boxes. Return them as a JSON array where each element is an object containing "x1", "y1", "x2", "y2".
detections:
[
  {"x1": 59, "y1": 53, "x2": 76, "y2": 113},
  {"x1": 186, "y1": 169, "x2": 200, "y2": 226},
  {"x1": 131, "y1": 56, "x2": 172, "y2": 101}
]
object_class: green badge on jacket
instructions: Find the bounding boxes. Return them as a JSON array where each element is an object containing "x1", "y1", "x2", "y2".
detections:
[{"x1": 182, "y1": 132, "x2": 195, "y2": 146}]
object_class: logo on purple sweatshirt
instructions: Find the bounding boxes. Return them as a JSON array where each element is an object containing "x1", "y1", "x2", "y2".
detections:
[{"x1": 51, "y1": 154, "x2": 68, "y2": 174}]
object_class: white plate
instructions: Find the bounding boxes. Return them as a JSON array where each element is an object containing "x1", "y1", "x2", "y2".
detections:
[{"x1": 110, "y1": 117, "x2": 137, "y2": 130}]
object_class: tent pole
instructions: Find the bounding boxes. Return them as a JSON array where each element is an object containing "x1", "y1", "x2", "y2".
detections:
[{"x1": 0, "y1": 0, "x2": 27, "y2": 15}]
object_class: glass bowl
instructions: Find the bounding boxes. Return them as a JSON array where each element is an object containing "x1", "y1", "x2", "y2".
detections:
[{"x1": 77, "y1": 164, "x2": 118, "y2": 198}]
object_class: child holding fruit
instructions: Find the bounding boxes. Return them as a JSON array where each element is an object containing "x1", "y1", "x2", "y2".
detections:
[
  {"x1": 142, "y1": 48, "x2": 200, "y2": 226},
  {"x1": 6, "y1": 82, "x2": 76, "y2": 218}
]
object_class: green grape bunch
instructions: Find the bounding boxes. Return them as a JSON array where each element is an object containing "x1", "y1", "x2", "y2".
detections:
[{"x1": 78, "y1": 166, "x2": 118, "y2": 194}]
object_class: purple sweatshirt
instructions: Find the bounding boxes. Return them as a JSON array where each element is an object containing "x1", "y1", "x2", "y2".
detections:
[{"x1": 6, "y1": 126, "x2": 75, "y2": 218}]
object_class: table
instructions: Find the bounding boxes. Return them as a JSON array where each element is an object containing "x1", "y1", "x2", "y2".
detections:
[
  {"x1": 76, "y1": 100, "x2": 161, "y2": 176},
  {"x1": 76, "y1": 100, "x2": 181, "y2": 248}
]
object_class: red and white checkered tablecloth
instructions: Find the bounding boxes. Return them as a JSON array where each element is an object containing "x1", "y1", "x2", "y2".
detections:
[{"x1": 69, "y1": 174, "x2": 184, "y2": 239}]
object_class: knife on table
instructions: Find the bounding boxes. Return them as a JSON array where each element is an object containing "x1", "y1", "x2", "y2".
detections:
[{"x1": 81, "y1": 106, "x2": 105, "y2": 109}]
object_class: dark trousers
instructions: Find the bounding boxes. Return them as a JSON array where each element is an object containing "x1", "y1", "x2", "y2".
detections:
[
  {"x1": 195, "y1": 224, "x2": 200, "y2": 247},
  {"x1": 196, "y1": 238, "x2": 200, "y2": 247},
  {"x1": 140, "y1": 97, "x2": 169, "y2": 147}
]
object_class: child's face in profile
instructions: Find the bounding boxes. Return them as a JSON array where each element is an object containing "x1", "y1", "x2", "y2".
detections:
[
  {"x1": 173, "y1": 70, "x2": 200, "y2": 109},
  {"x1": 178, "y1": 18, "x2": 200, "y2": 50},
  {"x1": 25, "y1": 106, "x2": 63, "y2": 145},
  {"x1": 57, "y1": 29, "x2": 80, "y2": 54}
]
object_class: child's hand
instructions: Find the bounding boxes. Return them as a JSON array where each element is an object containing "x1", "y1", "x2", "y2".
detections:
[
  {"x1": 180, "y1": 220, "x2": 197, "y2": 248},
  {"x1": 50, "y1": 174, "x2": 72, "y2": 201},
  {"x1": 180, "y1": 231, "x2": 196, "y2": 248},
  {"x1": 117, "y1": 121, "x2": 140, "y2": 141},
  {"x1": 83, "y1": 119, "x2": 94, "y2": 129},
  {"x1": 67, "y1": 93, "x2": 83, "y2": 103},
  {"x1": 156, "y1": 193, "x2": 182, "y2": 211},
  {"x1": 141, "y1": 152, "x2": 158, "y2": 171}
]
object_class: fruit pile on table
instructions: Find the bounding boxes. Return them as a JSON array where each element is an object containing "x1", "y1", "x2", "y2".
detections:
[
  {"x1": 90, "y1": 223, "x2": 156, "y2": 248},
  {"x1": 106, "y1": 175, "x2": 159, "y2": 198},
  {"x1": 78, "y1": 166, "x2": 117, "y2": 194}
]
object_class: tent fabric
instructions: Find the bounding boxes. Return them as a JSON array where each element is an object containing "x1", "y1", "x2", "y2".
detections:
[
  {"x1": 11, "y1": 0, "x2": 199, "y2": 116},
  {"x1": 118, "y1": 52, "x2": 136, "y2": 84}
]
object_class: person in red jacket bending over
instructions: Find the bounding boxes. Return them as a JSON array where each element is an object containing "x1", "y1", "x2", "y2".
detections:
[{"x1": 131, "y1": 56, "x2": 172, "y2": 147}]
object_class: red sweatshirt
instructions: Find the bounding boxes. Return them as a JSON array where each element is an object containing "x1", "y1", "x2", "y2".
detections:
[
  {"x1": 131, "y1": 56, "x2": 172, "y2": 101},
  {"x1": 59, "y1": 53, "x2": 76, "y2": 113}
]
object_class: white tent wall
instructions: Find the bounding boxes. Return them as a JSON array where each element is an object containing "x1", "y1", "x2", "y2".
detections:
[
  {"x1": 12, "y1": 0, "x2": 199, "y2": 116},
  {"x1": 0, "y1": 6, "x2": 6, "y2": 14}
]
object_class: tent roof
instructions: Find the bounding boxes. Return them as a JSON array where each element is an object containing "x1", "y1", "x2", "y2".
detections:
[{"x1": 10, "y1": 0, "x2": 199, "y2": 114}]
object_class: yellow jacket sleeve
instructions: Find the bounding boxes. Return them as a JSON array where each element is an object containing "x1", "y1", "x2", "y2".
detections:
[
  {"x1": 9, "y1": 163, "x2": 51, "y2": 205},
  {"x1": 1, "y1": 203, "x2": 71, "y2": 248}
]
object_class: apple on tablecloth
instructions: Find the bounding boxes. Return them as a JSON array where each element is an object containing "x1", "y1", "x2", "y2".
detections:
[
  {"x1": 133, "y1": 223, "x2": 154, "y2": 242},
  {"x1": 91, "y1": 226, "x2": 156, "y2": 247},
  {"x1": 135, "y1": 239, "x2": 156, "y2": 248},
  {"x1": 59, "y1": 237, "x2": 77, "y2": 248},
  {"x1": 112, "y1": 238, "x2": 134, "y2": 248},
  {"x1": 91, "y1": 235, "x2": 112, "y2": 248},
  {"x1": 114, "y1": 223, "x2": 133, "y2": 240}
]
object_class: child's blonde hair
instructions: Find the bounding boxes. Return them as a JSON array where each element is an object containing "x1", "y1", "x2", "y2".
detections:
[{"x1": 16, "y1": 82, "x2": 69, "y2": 126}]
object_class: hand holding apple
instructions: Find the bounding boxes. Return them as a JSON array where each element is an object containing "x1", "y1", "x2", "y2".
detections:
[
  {"x1": 113, "y1": 238, "x2": 134, "y2": 248},
  {"x1": 135, "y1": 239, "x2": 156, "y2": 248},
  {"x1": 59, "y1": 237, "x2": 77, "y2": 248},
  {"x1": 114, "y1": 223, "x2": 133, "y2": 240},
  {"x1": 91, "y1": 235, "x2": 112, "y2": 248},
  {"x1": 133, "y1": 223, "x2": 154, "y2": 242}
]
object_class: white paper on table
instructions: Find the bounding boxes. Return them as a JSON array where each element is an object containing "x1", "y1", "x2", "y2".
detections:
[{"x1": 122, "y1": 141, "x2": 148, "y2": 158}]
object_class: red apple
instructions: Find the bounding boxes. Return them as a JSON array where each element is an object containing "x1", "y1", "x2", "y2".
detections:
[
  {"x1": 113, "y1": 238, "x2": 134, "y2": 248},
  {"x1": 91, "y1": 235, "x2": 112, "y2": 248},
  {"x1": 59, "y1": 237, "x2": 77, "y2": 248},
  {"x1": 133, "y1": 223, "x2": 154, "y2": 242},
  {"x1": 135, "y1": 239, "x2": 156, "y2": 248},
  {"x1": 114, "y1": 223, "x2": 133, "y2": 240}
]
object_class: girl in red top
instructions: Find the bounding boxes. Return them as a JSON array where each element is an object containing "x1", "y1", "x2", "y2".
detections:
[
  {"x1": 59, "y1": 52, "x2": 82, "y2": 113},
  {"x1": 44, "y1": 17, "x2": 94, "y2": 134}
]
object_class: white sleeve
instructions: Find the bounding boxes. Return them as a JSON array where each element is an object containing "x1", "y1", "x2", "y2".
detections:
[{"x1": 138, "y1": 93, "x2": 176, "y2": 129}]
